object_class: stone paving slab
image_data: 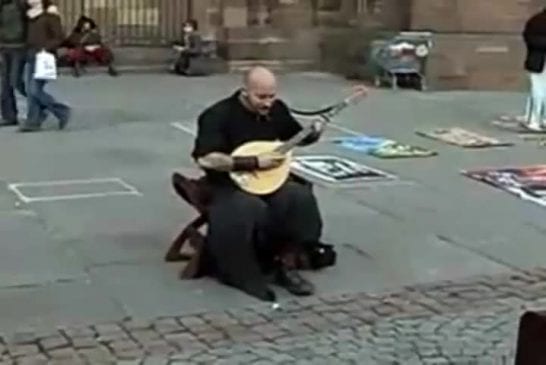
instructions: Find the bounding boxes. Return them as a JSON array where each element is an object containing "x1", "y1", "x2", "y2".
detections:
[
  {"x1": 0, "y1": 281, "x2": 124, "y2": 336},
  {"x1": 2, "y1": 267, "x2": 546, "y2": 364},
  {"x1": 87, "y1": 263, "x2": 263, "y2": 319},
  {"x1": 0, "y1": 212, "x2": 86, "y2": 289}
]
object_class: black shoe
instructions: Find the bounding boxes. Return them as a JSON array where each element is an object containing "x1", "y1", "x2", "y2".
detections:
[
  {"x1": 107, "y1": 65, "x2": 119, "y2": 77},
  {"x1": 262, "y1": 288, "x2": 277, "y2": 302},
  {"x1": 275, "y1": 268, "x2": 315, "y2": 296},
  {"x1": 0, "y1": 120, "x2": 17, "y2": 127}
]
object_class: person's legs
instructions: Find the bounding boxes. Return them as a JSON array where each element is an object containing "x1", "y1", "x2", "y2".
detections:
[
  {"x1": 22, "y1": 53, "x2": 70, "y2": 131},
  {"x1": 173, "y1": 54, "x2": 190, "y2": 75},
  {"x1": 528, "y1": 72, "x2": 545, "y2": 130},
  {"x1": 1, "y1": 50, "x2": 19, "y2": 125},
  {"x1": 538, "y1": 68, "x2": 546, "y2": 129},
  {"x1": 36, "y1": 82, "x2": 71, "y2": 129},
  {"x1": 13, "y1": 48, "x2": 27, "y2": 98},
  {"x1": 91, "y1": 47, "x2": 118, "y2": 76},
  {"x1": 265, "y1": 180, "x2": 323, "y2": 246},
  {"x1": 524, "y1": 91, "x2": 532, "y2": 123},
  {"x1": 206, "y1": 186, "x2": 276, "y2": 301},
  {"x1": 67, "y1": 48, "x2": 85, "y2": 77},
  {"x1": 21, "y1": 54, "x2": 44, "y2": 131},
  {"x1": 90, "y1": 47, "x2": 113, "y2": 65},
  {"x1": 263, "y1": 180, "x2": 323, "y2": 296}
]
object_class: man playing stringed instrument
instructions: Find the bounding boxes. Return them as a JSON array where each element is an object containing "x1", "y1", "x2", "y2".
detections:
[{"x1": 192, "y1": 66, "x2": 366, "y2": 301}]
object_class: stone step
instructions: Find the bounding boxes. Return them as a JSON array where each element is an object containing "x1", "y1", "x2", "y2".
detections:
[
  {"x1": 219, "y1": 26, "x2": 293, "y2": 40},
  {"x1": 227, "y1": 59, "x2": 318, "y2": 73},
  {"x1": 219, "y1": 39, "x2": 319, "y2": 61},
  {"x1": 112, "y1": 46, "x2": 173, "y2": 66}
]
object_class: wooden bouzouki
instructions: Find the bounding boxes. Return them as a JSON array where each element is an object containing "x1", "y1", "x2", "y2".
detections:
[{"x1": 230, "y1": 86, "x2": 367, "y2": 195}]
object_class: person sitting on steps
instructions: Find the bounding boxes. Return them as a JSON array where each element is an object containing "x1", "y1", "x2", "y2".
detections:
[
  {"x1": 172, "y1": 19, "x2": 204, "y2": 76},
  {"x1": 62, "y1": 15, "x2": 118, "y2": 77}
]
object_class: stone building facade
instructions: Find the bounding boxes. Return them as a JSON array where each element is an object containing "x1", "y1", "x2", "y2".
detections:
[{"x1": 57, "y1": 0, "x2": 545, "y2": 90}]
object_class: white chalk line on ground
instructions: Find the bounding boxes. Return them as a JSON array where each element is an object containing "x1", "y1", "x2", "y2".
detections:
[
  {"x1": 171, "y1": 122, "x2": 196, "y2": 136},
  {"x1": 170, "y1": 120, "x2": 364, "y2": 138},
  {"x1": 8, "y1": 177, "x2": 142, "y2": 204}
]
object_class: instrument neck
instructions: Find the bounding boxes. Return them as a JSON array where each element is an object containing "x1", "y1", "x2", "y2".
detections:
[
  {"x1": 275, "y1": 97, "x2": 354, "y2": 154},
  {"x1": 275, "y1": 124, "x2": 317, "y2": 154}
]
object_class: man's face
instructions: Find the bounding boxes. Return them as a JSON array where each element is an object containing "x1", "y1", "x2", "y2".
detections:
[
  {"x1": 246, "y1": 84, "x2": 276, "y2": 116},
  {"x1": 83, "y1": 22, "x2": 91, "y2": 31}
]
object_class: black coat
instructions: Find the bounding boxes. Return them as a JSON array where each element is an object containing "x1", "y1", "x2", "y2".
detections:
[
  {"x1": 524, "y1": 9, "x2": 546, "y2": 73},
  {"x1": 0, "y1": 0, "x2": 27, "y2": 47}
]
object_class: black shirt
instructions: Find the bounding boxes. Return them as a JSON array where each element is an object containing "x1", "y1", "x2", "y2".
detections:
[{"x1": 192, "y1": 90, "x2": 307, "y2": 185}]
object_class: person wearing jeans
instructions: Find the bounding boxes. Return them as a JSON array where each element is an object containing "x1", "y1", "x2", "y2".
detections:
[
  {"x1": 21, "y1": 0, "x2": 70, "y2": 132},
  {"x1": 24, "y1": 52, "x2": 67, "y2": 130},
  {"x1": 0, "y1": 0, "x2": 27, "y2": 126}
]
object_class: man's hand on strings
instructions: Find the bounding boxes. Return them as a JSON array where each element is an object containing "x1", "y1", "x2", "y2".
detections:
[{"x1": 257, "y1": 152, "x2": 286, "y2": 170}]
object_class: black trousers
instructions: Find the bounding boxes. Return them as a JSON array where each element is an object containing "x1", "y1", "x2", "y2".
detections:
[{"x1": 205, "y1": 180, "x2": 323, "y2": 299}]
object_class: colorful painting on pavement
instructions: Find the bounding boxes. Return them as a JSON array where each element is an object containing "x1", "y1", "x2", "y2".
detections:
[
  {"x1": 332, "y1": 135, "x2": 436, "y2": 158},
  {"x1": 463, "y1": 165, "x2": 546, "y2": 207},
  {"x1": 417, "y1": 127, "x2": 513, "y2": 148},
  {"x1": 291, "y1": 155, "x2": 396, "y2": 185}
]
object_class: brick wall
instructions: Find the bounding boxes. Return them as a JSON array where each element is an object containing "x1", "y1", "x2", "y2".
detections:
[
  {"x1": 426, "y1": 34, "x2": 526, "y2": 90},
  {"x1": 411, "y1": 0, "x2": 538, "y2": 33},
  {"x1": 401, "y1": 0, "x2": 544, "y2": 90}
]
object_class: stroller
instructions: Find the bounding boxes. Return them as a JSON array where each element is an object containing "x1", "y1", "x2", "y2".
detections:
[{"x1": 370, "y1": 32, "x2": 433, "y2": 91}]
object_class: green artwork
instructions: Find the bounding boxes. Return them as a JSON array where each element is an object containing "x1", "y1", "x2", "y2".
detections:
[
  {"x1": 333, "y1": 136, "x2": 436, "y2": 159},
  {"x1": 370, "y1": 141, "x2": 436, "y2": 158}
]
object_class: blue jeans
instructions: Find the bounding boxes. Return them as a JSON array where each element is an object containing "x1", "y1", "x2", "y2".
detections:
[
  {"x1": 0, "y1": 47, "x2": 26, "y2": 124},
  {"x1": 24, "y1": 52, "x2": 70, "y2": 128}
]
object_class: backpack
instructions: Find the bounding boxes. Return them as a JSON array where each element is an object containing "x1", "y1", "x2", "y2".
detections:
[{"x1": 0, "y1": 1, "x2": 25, "y2": 43}]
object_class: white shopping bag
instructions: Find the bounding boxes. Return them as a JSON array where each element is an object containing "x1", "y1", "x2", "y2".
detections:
[{"x1": 33, "y1": 50, "x2": 57, "y2": 80}]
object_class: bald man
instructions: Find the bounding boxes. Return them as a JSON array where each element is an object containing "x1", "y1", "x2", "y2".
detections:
[{"x1": 191, "y1": 67, "x2": 324, "y2": 301}]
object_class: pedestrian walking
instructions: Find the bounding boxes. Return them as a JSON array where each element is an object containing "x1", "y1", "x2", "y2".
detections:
[
  {"x1": 21, "y1": 0, "x2": 70, "y2": 132},
  {"x1": 0, "y1": 0, "x2": 27, "y2": 127}
]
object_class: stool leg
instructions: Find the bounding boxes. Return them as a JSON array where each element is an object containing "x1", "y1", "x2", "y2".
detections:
[
  {"x1": 165, "y1": 215, "x2": 206, "y2": 262},
  {"x1": 179, "y1": 236, "x2": 205, "y2": 279}
]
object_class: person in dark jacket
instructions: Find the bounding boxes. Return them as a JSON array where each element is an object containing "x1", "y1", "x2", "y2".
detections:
[
  {"x1": 63, "y1": 15, "x2": 118, "y2": 77},
  {"x1": 523, "y1": 8, "x2": 546, "y2": 131},
  {"x1": 21, "y1": 0, "x2": 70, "y2": 132},
  {"x1": 172, "y1": 19, "x2": 204, "y2": 76},
  {"x1": 0, "y1": 0, "x2": 27, "y2": 126},
  {"x1": 190, "y1": 67, "x2": 327, "y2": 302}
]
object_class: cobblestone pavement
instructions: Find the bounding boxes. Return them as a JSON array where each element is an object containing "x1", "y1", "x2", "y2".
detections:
[{"x1": 3, "y1": 268, "x2": 546, "y2": 364}]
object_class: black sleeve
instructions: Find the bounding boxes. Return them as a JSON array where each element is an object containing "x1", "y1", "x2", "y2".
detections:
[
  {"x1": 45, "y1": 15, "x2": 66, "y2": 52},
  {"x1": 276, "y1": 100, "x2": 321, "y2": 146},
  {"x1": 524, "y1": 18, "x2": 546, "y2": 50},
  {"x1": 191, "y1": 109, "x2": 228, "y2": 160}
]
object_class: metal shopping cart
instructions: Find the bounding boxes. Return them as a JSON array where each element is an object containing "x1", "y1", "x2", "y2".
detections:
[{"x1": 370, "y1": 32, "x2": 433, "y2": 91}]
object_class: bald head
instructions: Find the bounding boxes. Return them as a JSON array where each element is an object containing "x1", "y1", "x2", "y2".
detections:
[
  {"x1": 244, "y1": 66, "x2": 277, "y2": 89},
  {"x1": 242, "y1": 66, "x2": 278, "y2": 116}
]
